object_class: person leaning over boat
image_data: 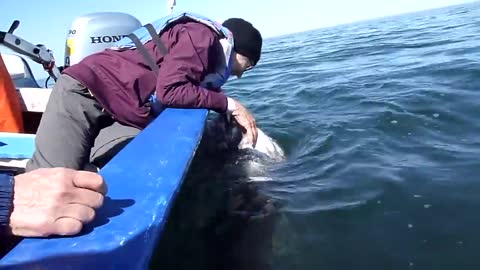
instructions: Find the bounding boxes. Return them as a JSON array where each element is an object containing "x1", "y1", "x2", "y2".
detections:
[
  {"x1": 0, "y1": 168, "x2": 106, "y2": 246},
  {"x1": 25, "y1": 12, "x2": 263, "y2": 171}
]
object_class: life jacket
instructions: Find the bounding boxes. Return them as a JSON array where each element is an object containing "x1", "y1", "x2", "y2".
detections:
[
  {"x1": 112, "y1": 11, "x2": 234, "y2": 116},
  {"x1": 0, "y1": 54, "x2": 24, "y2": 132}
]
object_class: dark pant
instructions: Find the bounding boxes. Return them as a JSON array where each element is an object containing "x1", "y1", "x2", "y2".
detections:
[{"x1": 25, "y1": 74, "x2": 140, "y2": 172}]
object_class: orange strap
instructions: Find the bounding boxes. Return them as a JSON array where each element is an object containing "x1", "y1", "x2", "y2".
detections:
[{"x1": 0, "y1": 54, "x2": 24, "y2": 132}]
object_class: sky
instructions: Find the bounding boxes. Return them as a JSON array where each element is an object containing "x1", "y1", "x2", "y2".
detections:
[{"x1": 1, "y1": 0, "x2": 477, "y2": 78}]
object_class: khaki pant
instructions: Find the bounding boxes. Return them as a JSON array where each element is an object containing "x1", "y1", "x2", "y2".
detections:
[{"x1": 26, "y1": 74, "x2": 140, "y2": 172}]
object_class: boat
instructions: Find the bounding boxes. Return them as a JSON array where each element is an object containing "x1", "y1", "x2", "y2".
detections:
[{"x1": 0, "y1": 5, "x2": 209, "y2": 269}]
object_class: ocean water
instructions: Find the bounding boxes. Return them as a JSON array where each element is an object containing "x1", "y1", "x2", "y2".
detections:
[{"x1": 151, "y1": 2, "x2": 480, "y2": 270}]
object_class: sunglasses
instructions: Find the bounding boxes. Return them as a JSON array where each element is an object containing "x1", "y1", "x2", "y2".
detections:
[{"x1": 245, "y1": 58, "x2": 254, "y2": 71}]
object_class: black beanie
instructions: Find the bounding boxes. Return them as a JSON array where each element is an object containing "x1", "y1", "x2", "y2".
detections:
[{"x1": 222, "y1": 18, "x2": 262, "y2": 66}]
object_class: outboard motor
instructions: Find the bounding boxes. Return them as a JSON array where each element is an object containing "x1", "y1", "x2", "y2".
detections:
[
  {"x1": 0, "y1": 12, "x2": 142, "y2": 84},
  {"x1": 64, "y1": 12, "x2": 142, "y2": 67}
]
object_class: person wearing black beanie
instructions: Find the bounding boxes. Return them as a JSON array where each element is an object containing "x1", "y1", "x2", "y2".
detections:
[
  {"x1": 222, "y1": 18, "x2": 263, "y2": 70},
  {"x1": 27, "y1": 12, "x2": 263, "y2": 173}
]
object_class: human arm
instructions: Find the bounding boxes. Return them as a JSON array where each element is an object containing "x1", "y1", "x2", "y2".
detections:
[
  {"x1": 0, "y1": 172, "x2": 14, "y2": 239},
  {"x1": 155, "y1": 22, "x2": 228, "y2": 112},
  {"x1": 155, "y1": 22, "x2": 258, "y2": 146}
]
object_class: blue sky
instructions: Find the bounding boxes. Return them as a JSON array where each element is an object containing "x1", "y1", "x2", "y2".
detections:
[{"x1": 1, "y1": 0, "x2": 477, "y2": 78}]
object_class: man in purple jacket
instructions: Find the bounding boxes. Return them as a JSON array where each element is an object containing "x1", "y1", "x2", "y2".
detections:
[
  {"x1": 26, "y1": 14, "x2": 263, "y2": 171},
  {"x1": 0, "y1": 168, "x2": 106, "y2": 253}
]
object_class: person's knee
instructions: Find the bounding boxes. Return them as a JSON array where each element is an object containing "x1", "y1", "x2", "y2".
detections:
[{"x1": 90, "y1": 122, "x2": 141, "y2": 168}]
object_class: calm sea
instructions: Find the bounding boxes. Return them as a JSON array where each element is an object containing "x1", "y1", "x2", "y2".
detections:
[{"x1": 152, "y1": 2, "x2": 480, "y2": 269}]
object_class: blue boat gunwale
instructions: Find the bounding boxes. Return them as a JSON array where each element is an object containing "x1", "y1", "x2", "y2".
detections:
[{"x1": 0, "y1": 108, "x2": 209, "y2": 270}]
